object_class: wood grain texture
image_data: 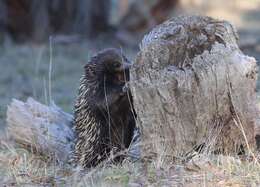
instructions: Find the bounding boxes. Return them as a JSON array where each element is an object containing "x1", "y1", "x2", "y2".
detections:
[
  {"x1": 131, "y1": 15, "x2": 259, "y2": 162},
  {"x1": 6, "y1": 98, "x2": 74, "y2": 162}
]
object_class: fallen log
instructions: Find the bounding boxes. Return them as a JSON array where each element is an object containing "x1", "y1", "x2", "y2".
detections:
[
  {"x1": 6, "y1": 98, "x2": 74, "y2": 162},
  {"x1": 130, "y1": 15, "x2": 259, "y2": 162},
  {"x1": 6, "y1": 97, "x2": 140, "y2": 163}
]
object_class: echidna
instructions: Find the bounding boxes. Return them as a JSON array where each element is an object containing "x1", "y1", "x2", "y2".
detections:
[{"x1": 72, "y1": 48, "x2": 136, "y2": 168}]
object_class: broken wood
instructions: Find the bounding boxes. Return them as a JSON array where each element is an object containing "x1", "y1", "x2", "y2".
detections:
[
  {"x1": 130, "y1": 15, "x2": 259, "y2": 162},
  {"x1": 6, "y1": 97, "x2": 140, "y2": 162},
  {"x1": 6, "y1": 98, "x2": 74, "y2": 162}
]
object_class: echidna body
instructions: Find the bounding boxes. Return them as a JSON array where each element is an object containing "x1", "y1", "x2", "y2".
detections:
[{"x1": 72, "y1": 48, "x2": 136, "y2": 168}]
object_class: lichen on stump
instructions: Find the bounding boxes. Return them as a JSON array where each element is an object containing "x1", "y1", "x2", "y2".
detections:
[{"x1": 130, "y1": 15, "x2": 259, "y2": 162}]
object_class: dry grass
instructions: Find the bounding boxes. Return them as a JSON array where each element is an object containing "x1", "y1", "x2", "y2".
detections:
[
  {"x1": 3, "y1": 97, "x2": 260, "y2": 186},
  {"x1": 1, "y1": 138, "x2": 260, "y2": 186}
]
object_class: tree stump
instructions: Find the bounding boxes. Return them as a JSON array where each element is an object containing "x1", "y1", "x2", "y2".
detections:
[{"x1": 130, "y1": 15, "x2": 259, "y2": 162}]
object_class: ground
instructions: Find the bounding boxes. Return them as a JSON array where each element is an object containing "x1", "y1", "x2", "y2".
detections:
[{"x1": 1, "y1": 144, "x2": 260, "y2": 186}]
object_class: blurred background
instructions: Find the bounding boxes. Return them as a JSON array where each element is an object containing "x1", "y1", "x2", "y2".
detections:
[{"x1": 0, "y1": 0, "x2": 260, "y2": 130}]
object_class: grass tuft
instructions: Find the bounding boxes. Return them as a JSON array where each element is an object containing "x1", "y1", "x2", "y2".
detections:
[{"x1": 1, "y1": 140, "x2": 260, "y2": 186}]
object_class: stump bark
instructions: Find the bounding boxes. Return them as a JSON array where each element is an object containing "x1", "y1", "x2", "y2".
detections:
[{"x1": 130, "y1": 15, "x2": 259, "y2": 162}]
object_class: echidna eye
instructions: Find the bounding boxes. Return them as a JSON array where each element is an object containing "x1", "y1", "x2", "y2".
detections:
[{"x1": 113, "y1": 62, "x2": 121, "y2": 68}]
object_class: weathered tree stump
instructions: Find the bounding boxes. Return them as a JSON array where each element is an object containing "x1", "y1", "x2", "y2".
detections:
[{"x1": 130, "y1": 15, "x2": 259, "y2": 162}]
